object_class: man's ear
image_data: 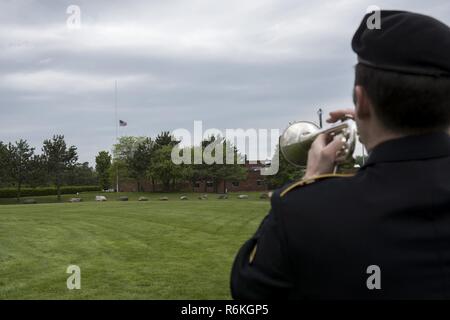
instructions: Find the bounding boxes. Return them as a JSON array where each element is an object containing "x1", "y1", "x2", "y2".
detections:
[{"x1": 354, "y1": 85, "x2": 371, "y2": 120}]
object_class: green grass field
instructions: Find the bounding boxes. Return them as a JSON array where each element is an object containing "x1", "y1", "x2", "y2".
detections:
[{"x1": 0, "y1": 192, "x2": 269, "y2": 299}]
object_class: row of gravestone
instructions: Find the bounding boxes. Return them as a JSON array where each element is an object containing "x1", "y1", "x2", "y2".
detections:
[
  {"x1": 19, "y1": 193, "x2": 272, "y2": 204},
  {"x1": 91, "y1": 193, "x2": 271, "y2": 201}
]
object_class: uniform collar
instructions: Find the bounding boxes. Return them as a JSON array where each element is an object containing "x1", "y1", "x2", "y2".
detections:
[{"x1": 362, "y1": 131, "x2": 450, "y2": 168}]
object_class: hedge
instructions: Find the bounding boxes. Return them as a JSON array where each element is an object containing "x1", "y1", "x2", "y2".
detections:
[{"x1": 0, "y1": 186, "x2": 101, "y2": 198}]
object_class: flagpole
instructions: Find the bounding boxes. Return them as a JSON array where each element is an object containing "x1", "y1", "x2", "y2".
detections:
[{"x1": 115, "y1": 80, "x2": 119, "y2": 193}]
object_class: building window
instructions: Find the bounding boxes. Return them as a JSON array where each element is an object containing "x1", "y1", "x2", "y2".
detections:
[
  {"x1": 206, "y1": 181, "x2": 213, "y2": 187},
  {"x1": 232, "y1": 181, "x2": 240, "y2": 187},
  {"x1": 256, "y1": 180, "x2": 264, "y2": 186}
]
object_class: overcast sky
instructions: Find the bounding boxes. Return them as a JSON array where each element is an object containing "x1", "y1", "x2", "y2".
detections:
[{"x1": 1, "y1": 0, "x2": 449, "y2": 165}]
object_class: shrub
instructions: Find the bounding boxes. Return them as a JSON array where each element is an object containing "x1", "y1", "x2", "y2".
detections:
[{"x1": 0, "y1": 186, "x2": 100, "y2": 198}]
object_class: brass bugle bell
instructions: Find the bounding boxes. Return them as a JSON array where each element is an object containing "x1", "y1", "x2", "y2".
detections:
[{"x1": 279, "y1": 117, "x2": 357, "y2": 167}]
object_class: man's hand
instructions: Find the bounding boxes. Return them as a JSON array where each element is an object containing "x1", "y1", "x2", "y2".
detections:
[
  {"x1": 303, "y1": 109, "x2": 355, "y2": 180},
  {"x1": 327, "y1": 109, "x2": 355, "y2": 124}
]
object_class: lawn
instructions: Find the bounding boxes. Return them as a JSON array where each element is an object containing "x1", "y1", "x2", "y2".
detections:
[{"x1": 0, "y1": 192, "x2": 269, "y2": 299}]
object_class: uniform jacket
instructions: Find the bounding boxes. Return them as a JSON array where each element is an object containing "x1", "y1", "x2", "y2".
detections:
[{"x1": 231, "y1": 132, "x2": 450, "y2": 299}]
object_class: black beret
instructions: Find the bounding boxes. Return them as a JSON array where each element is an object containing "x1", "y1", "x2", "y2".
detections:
[{"x1": 352, "y1": 10, "x2": 450, "y2": 77}]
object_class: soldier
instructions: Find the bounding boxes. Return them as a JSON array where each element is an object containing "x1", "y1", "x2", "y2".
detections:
[{"x1": 231, "y1": 10, "x2": 450, "y2": 299}]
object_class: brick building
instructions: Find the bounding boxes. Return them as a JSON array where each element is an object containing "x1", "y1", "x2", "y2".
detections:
[
  {"x1": 119, "y1": 161, "x2": 269, "y2": 193},
  {"x1": 193, "y1": 161, "x2": 268, "y2": 193}
]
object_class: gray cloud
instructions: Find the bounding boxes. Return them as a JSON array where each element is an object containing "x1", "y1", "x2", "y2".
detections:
[{"x1": 0, "y1": 0, "x2": 449, "y2": 164}]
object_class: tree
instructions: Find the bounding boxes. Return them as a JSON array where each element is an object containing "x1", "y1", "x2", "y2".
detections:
[
  {"x1": 265, "y1": 143, "x2": 304, "y2": 189},
  {"x1": 109, "y1": 159, "x2": 129, "y2": 192},
  {"x1": 193, "y1": 136, "x2": 247, "y2": 193},
  {"x1": 95, "y1": 151, "x2": 112, "y2": 190},
  {"x1": 113, "y1": 136, "x2": 147, "y2": 162},
  {"x1": 153, "y1": 131, "x2": 182, "y2": 191},
  {"x1": 112, "y1": 136, "x2": 150, "y2": 191},
  {"x1": 216, "y1": 141, "x2": 247, "y2": 193},
  {"x1": 0, "y1": 141, "x2": 8, "y2": 187},
  {"x1": 149, "y1": 145, "x2": 189, "y2": 192},
  {"x1": 114, "y1": 133, "x2": 180, "y2": 191},
  {"x1": 189, "y1": 136, "x2": 218, "y2": 192},
  {"x1": 128, "y1": 138, "x2": 154, "y2": 191},
  {"x1": 185, "y1": 146, "x2": 206, "y2": 192},
  {"x1": 65, "y1": 162, "x2": 97, "y2": 186},
  {"x1": 27, "y1": 155, "x2": 47, "y2": 188},
  {"x1": 201, "y1": 137, "x2": 247, "y2": 193},
  {"x1": 154, "y1": 131, "x2": 179, "y2": 149},
  {"x1": 42, "y1": 135, "x2": 78, "y2": 201},
  {"x1": 6, "y1": 140, "x2": 35, "y2": 202}
]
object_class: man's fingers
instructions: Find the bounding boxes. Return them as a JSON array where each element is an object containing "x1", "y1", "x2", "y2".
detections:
[
  {"x1": 322, "y1": 134, "x2": 347, "y2": 161},
  {"x1": 326, "y1": 109, "x2": 355, "y2": 123},
  {"x1": 311, "y1": 133, "x2": 327, "y2": 149},
  {"x1": 305, "y1": 133, "x2": 347, "y2": 179}
]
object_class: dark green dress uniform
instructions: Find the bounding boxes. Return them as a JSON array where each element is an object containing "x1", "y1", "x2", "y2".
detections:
[
  {"x1": 231, "y1": 132, "x2": 450, "y2": 299},
  {"x1": 231, "y1": 11, "x2": 450, "y2": 299}
]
